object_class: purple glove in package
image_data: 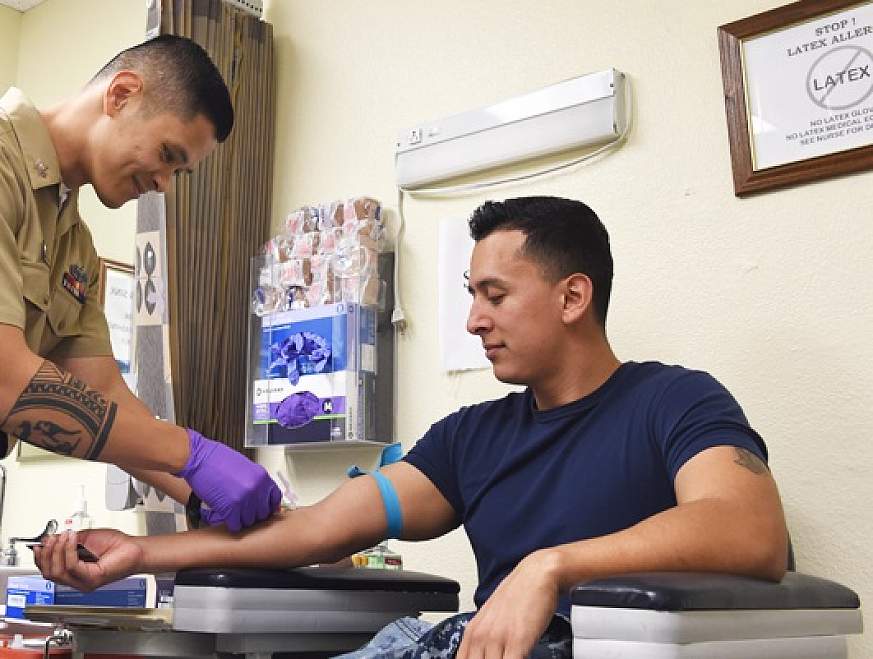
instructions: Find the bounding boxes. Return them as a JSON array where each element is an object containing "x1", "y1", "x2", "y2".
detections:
[{"x1": 177, "y1": 429, "x2": 281, "y2": 532}]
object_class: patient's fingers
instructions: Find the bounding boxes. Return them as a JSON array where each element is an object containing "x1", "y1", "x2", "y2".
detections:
[
  {"x1": 46, "y1": 532, "x2": 71, "y2": 575},
  {"x1": 64, "y1": 531, "x2": 80, "y2": 570},
  {"x1": 44, "y1": 532, "x2": 64, "y2": 577},
  {"x1": 33, "y1": 532, "x2": 89, "y2": 591},
  {"x1": 32, "y1": 542, "x2": 45, "y2": 573},
  {"x1": 53, "y1": 532, "x2": 92, "y2": 591}
]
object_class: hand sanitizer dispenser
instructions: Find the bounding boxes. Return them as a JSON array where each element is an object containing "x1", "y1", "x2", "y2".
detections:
[{"x1": 63, "y1": 484, "x2": 94, "y2": 532}]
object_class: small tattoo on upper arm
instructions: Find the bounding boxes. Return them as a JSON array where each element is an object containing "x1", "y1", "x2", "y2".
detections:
[{"x1": 733, "y1": 447, "x2": 768, "y2": 475}]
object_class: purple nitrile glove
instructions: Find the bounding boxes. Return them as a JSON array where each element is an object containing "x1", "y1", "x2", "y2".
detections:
[
  {"x1": 276, "y1": 391, "x2": 321, "y2": 429},
  {"x1": 176, "y1": 429, "x2": 282, "y2": 533}
]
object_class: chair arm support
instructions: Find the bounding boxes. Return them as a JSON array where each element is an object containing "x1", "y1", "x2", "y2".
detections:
[{"x1": 570, "y1": 571, "x2": 860, "y2": 611}]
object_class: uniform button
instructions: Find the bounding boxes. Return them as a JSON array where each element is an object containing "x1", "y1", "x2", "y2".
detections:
[{"x1": 35, "y1": 159, "x2": 48, "y2": 178}]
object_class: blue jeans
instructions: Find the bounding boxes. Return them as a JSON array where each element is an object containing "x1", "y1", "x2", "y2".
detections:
[{"x1": 333, "y1": 612, "x2": 573, "y2": 659}]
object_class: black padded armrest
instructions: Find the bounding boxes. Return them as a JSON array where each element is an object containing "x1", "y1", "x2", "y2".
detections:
[
  {"x1": 175, "y1": 566, "x2": 460, "y2": 595},
  {"x1": 571, "y1": 572, "x2": 860, "y2": 611}
]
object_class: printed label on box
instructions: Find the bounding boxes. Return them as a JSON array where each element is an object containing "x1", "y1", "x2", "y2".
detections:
[{"x1": 5, "y1": 576, "x2": 55, "y2": 619}]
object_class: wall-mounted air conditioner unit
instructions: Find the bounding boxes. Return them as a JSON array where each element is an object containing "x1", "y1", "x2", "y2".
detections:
[{"x1": 395, "y1": 69, "x2": 627, "y2": 189}]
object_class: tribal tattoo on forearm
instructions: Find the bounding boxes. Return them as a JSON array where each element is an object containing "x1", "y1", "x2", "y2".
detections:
[{"x1": 2, "y1": 361, "x2": 117, "y2": 460}]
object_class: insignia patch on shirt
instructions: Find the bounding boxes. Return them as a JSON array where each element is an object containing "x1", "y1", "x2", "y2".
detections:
[{"x1": 62, "y1": 265, "x2": 88, "y2": 304}]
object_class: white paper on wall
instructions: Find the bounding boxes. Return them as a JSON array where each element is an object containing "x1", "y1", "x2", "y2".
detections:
[{"x1": 438, "y1": 217, "x2": 491, "y2": 373}]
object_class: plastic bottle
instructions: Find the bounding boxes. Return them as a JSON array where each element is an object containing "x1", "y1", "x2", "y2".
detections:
[{"x1": 62, "y1": 484, "x2": 94, "y2": 532}]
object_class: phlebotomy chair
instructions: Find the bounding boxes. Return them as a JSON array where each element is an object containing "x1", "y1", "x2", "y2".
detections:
[
  {"x1": 569, "y1": 564, "x2": 862, "y2": 658},
  {"x1": 28, "y1": 566, "x2": 460, "y2": 658}
]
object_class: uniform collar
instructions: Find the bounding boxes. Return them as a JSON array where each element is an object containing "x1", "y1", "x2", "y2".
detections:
[
  {"x1": 56, "y1": 186, "x2": 81, "y2": 237},
  {"x1": 0, "y1": 87, "x2": 62, "y2": 191}
]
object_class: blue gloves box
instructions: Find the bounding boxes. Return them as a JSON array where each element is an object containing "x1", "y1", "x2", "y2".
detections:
[
  {"x1": 54, "y1": 576, "x2": 149, "y2": 607},
  {"x1": 5, "y1": 575, "x2": 157, "y2": 619},
  {"x1": 248, "y1": 302, "x2": 378, "y2": 445},
  {"x1": 5, "y1": 576, "x2": 54, "y2": 619}
]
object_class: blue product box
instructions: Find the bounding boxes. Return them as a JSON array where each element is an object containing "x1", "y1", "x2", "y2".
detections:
[
  {"x1": 252, "y1": 302, "x2": 376, "y2": 444},
  {"x1": 54, "y1": 576, "x2": 148, "y2": 607},
  {"x1": 5, "y1": 576, "x2": 55, "y2": 619}
]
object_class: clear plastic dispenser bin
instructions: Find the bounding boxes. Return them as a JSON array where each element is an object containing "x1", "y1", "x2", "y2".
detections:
[{"x1": 245, "y1": 253, "x2": 394, "y2": 448}]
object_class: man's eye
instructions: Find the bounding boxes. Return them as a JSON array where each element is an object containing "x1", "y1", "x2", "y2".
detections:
[{"x1": 488, "y1": 295, "x2": 505, "y2": 305}]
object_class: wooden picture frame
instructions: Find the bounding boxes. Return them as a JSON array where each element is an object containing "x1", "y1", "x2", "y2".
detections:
[
  {"x1": 99, "y1": 258, "x2": 135, "y2": 374},
  {"x1": 719, "y1": 0, "x2": 873, "y2": 195}
]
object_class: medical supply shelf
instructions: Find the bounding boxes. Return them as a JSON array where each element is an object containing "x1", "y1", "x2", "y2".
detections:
[{"x1": 281, "y1": 439, "x2": 394, "y2": 453}]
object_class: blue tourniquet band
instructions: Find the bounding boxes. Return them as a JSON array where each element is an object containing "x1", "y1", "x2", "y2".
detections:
[{"x1": 371, "y1": 470, "x2": 403, "y2": 539}]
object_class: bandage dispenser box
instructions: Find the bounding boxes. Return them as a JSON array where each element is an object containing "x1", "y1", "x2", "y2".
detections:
[{"x1": 5, "y1": 576, "x2": 55, "y2": 619}]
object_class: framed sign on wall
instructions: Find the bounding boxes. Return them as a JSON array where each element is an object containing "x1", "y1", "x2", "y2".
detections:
[
  {"x1": 99, "y1": 258, "x2": 135, "y2": 374},
  {"x1": 719, "y1": 0, "x2": 873, "y2": 195}
]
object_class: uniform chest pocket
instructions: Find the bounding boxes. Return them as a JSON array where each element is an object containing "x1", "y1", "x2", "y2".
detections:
[
  {"x1": 47, "y1": 285, "x2": 84, "y2": 337},
  {"x1": 20, "y1": 260, "x2": 50, "y2": 311}
]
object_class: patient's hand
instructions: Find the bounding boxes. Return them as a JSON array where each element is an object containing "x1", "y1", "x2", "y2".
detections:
[
  {"x1": 33, "y1": 529, "x2": 143, "y2": 592},
  {"x1": 456, "y1": 549, "x2": 559, "y2": 659}
]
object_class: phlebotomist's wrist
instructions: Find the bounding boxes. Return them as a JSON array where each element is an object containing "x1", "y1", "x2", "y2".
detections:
[{"x1": 148, "y1": 421, "x2": 191, "y2": 474}]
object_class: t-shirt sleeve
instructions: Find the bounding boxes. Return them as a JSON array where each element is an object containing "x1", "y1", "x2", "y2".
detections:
[
  {"x1": 403, "y1": 412, "x2": 464, "y2": 516},
  {"x1": 652, "y1": 370, "x2": 767, "y2": 480},
  {"x1": 0, "y1": 140, "x2": 26, "y2": 329}
]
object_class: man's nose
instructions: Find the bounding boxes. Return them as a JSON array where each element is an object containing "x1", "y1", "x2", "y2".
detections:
[{"x1": 466, "y1": 300, "x2": 492, "y2": 336}]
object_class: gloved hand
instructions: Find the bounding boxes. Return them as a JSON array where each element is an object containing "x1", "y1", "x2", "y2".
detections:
[{"x1": 176, "y1": 429, "x2": 281, "y2": 532}]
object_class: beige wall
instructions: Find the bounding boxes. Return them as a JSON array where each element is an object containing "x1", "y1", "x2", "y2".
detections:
[
  {"x1": 0, "y1": 6, "x2": 21, "y2": 92},
  {"x1": 16, "y1": 0, "x2": 144, "y2": 263},
  {"x1": 0, "y1": 0, "x2": 146, "y2": 551},
  {"x1": 262, "y1": 1, "x2": 872, "y2": 655},
  {"x1": 0, "y1": 2, "x2": 868, "y2": 655}
]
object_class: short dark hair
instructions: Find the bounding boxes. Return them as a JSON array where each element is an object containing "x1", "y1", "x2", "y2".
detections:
[
  {"x1": 468, "y1": 196, "x2": 614, "y2": 327},
  {"x1": 91, "y1": 34, "x2": 234, "y2": 142}
]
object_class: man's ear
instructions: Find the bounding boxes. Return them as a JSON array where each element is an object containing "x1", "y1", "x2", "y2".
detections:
[
  {"x1": 560, "y1": 273, "x2": 594, "y2": 324},
  {"x1": 104, "y1": 70, "x2": 144, "y2": 117}
]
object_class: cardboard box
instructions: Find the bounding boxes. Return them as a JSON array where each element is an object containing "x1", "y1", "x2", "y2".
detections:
[
  {"x1": 250, "y1": 302, "x2": 377, "y2": 445},
  {"x1": 5, "y1": 576, "x2": 54, "y2": 619},
  {"x1": 54, "y1": 576, "x2": 149, "y2": 608}
]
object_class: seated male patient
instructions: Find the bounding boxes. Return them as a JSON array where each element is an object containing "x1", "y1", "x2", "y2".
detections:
[{"x1": 36, "y1": 197, "x2": 788, "y2": 659}]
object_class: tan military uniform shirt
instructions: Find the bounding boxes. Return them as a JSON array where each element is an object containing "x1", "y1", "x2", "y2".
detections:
[
  {"x1": 0, "y1": 87, "x2": 111, "y2": 356},
  {"x1": 0, "y1": 88, "x2": 112, "y2": 454}
]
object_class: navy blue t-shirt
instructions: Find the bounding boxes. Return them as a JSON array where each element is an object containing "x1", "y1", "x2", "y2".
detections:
[{"x1": 403, "y1": 361, "x2": 767, "y2": 616}]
